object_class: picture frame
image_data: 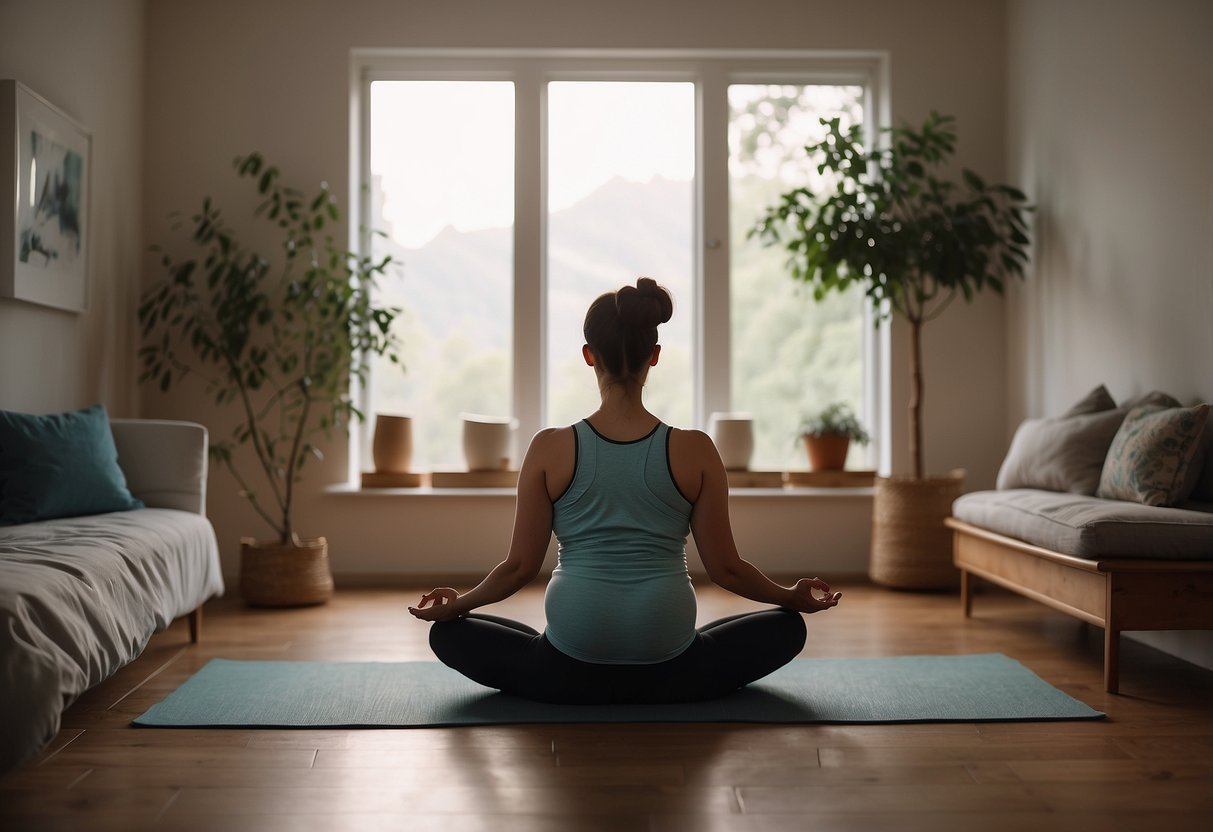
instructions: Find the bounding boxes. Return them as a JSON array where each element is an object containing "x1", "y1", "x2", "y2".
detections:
[{"x1": 0, "y1": 80, "x2": 91, "y2": 313}]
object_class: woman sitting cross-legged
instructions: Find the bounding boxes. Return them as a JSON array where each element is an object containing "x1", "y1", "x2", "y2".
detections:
[{"x1": 409, "y1": 277, "x2": 841, "y2": 705}]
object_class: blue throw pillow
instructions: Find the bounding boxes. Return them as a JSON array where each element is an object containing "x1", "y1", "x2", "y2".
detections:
[{"x1": 0, "y1": 404, "x2": 144, "y2": 525}]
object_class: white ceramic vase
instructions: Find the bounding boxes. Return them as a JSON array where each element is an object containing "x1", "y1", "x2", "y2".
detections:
[
  {"x1": 461, "y1": 413, "x2": 518, "y2": 471},
  {"x1": 371, "y1": 414, "x2": 413, "y2": 473},
  {"x1": 708, "y1": 412, "x2": 755, "y2": 471}
]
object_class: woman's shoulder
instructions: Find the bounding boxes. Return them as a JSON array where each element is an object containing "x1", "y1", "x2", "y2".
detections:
[
  {"x1": 667, "y1": 425, "x2": 715, "y2": 451},
  {"x1": 530, "y1": 425, "x2": 576, "y2": 451},
  {"x1": 667, "y1": 426, "x2": 724, "y2": 470}
]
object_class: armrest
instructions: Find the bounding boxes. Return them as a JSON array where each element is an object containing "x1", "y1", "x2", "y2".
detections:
[{"x1": 109, "y1": 419, "x2": 208, "y2": 515}]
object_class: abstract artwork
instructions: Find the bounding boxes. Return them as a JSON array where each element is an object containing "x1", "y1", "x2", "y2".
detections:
[{"x1": 1, "y1": 81, "x2": 90, "y2": 313}]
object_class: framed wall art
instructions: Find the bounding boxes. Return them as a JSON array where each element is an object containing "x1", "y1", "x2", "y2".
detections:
[{"x1": 1, "y1": 80, "x2": 91, "y2": 313}]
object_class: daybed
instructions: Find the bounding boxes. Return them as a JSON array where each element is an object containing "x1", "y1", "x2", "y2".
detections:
[
  {"x1": 0, "y1": 414, "x2": 224, "y2": 771},
  {"x1": 948, "y1": 387, "x2": 1213, "y2": 693}
]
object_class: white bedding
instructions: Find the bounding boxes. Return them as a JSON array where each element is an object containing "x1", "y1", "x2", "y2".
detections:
[{"x1": 0, "y1": 508, "x2": 223, "y2": 770}]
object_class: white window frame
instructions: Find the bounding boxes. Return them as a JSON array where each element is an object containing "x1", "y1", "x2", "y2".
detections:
[{"x1": 349, "y1": 48, "x2": 890, "y2": 479}]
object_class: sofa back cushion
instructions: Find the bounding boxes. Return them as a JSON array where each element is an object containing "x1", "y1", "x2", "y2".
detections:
[
  {"x1": 1098, "y1": 402, "x2": 1211, "y2": 507},
  {"x1": 0, "y1": 404, "x2": 145, "y2": 525},
  {"x1": 996, "y1": 385, "x2": 1131, "y2": 495}
]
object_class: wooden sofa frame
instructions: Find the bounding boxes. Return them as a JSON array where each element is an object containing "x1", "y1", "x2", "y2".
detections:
[{"x1": 947, "y1": 518, "x2": 1213, "y2": 693}]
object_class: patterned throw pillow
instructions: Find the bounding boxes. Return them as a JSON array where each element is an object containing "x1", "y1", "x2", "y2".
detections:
[{"x1": 1097, "y1": 403, "x2": 1211, "y2": 506}]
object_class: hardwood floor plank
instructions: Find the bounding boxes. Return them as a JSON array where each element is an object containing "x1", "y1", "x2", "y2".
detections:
[
  {"x1": 79, "y1": 762, "x2": 686, "y2": 789},
  {"x1": 0, "y1": 786, "x2": 178, "y2": 817},
  {"x1": 248, "y1": 726, "x2": 555, "y2": 750},
  {"x1": 163, "y1": 784, "x2": 740, "y2": 816},
  {"x1": 649, "y1": 810, "x2": 1213, "y2": 832},
  {"x1": 1007, "y1": 758, "x2": 1213, "y2": 782},
  {"x1": 735, "y1": 783, "x2": 1048, "y2": 814},
  {"x1": 161, "y1": 813, "x2": 650, "y2": 832},
  {"x1": 818, "y1": 738, "x2": 1132, "y2": 767},
  {"x1": 680, "y1": 762, "x2": 978, "y2": 786},
  {"x1": 44, "y1": 747, "x2": 317, "y2": 769}
]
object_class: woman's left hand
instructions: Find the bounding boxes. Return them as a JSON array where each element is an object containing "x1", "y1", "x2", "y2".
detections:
[
  {"x1": 408, "y1": 587, "x2": 464, "y2": 622},
  {"x1": 788, "y1": 577, "x2": 842, "y2": 614}
]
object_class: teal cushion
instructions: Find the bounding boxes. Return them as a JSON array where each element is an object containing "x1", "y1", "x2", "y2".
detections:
[{"x1": 0, "y1": 404, "x2": 144, "y2": 525}]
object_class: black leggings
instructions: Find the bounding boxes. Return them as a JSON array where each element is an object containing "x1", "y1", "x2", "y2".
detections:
[{"x1": 428, "y1": 608, "x2": 806, "y2": 705}]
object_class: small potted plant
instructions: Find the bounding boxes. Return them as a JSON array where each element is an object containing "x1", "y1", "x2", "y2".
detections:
[{"x1": 799, "y1": 403, "x2": 870, "y2": 471}]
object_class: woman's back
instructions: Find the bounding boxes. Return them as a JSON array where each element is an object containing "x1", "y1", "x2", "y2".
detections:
[{"x1": 544, "y1": 420, "x2": 696, "y2": 664}]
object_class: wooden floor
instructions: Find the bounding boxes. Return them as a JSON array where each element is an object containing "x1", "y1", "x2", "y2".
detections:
[{"x1": 2, "y1": 579, "x2": 1211, "y2": 831}]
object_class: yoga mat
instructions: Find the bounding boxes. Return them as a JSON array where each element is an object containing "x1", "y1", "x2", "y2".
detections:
[{"x1": 133, "y1": 653, "x2": 1102, "y2": 727}]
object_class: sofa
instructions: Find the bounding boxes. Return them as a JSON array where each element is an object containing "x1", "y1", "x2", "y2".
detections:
[
  {"x1": 0, "y1": 411, "x2": 224, "y2": 772},
  {"x1": 948, "y1": 386, "x2": 1213, "y2": 693}
]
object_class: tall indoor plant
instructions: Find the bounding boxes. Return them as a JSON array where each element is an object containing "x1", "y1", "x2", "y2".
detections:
[
  {"x1": 752, "y1": 112, "x2": 1031, "y2": 587},
  {"x1": 139, "y1": 153, "x2": 401, "y2": 605}
]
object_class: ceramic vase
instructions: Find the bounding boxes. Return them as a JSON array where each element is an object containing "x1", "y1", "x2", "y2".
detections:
[
  {"x1": 708, "y1": 412, "x2": 755, "y2": 471},
  {"x1": 371, "y1": 414, "x2": 413, "y2": 473},
  {"x1": 462, "y1": 414, "x2": 518, "y2": 471}
]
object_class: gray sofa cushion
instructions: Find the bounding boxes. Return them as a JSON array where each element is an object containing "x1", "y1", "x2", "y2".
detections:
[{"x1": 953, "y1": 489, "x2": 1213, "y2": 560}]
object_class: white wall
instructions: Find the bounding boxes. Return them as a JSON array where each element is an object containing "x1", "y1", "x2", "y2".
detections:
[
  {"x1": 1006, "y1": 0, "x2": 1213, "y2": 668},
  {"x1": 140, "y1": 0, "x2": 1011, "y2": 580},
  {"x1": 0, "y1": 0, "x2": 145, "y2": 417}
]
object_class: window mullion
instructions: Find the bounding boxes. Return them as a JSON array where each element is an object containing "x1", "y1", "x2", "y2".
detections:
[
  {"x1": 513, "y1": 66, "x2": 544, "y2": 444},
  {"x1": 698, "y1": 67, "x2": 731, "y2": 427}
]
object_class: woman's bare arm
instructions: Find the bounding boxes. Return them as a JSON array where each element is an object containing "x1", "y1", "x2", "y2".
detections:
[
  {"x1": 408, "y1": 430, "x2": 559, "y2": 621},
  {"x1": 682, "y1": 430, "x2": 841, "y2": 613}
]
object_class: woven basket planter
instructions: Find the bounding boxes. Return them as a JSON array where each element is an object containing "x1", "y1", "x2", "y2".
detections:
[
  {"x1": 239, "y1": 536, "x2": 333, "y2": 607},
  {"x1": 869, "y1": 470, "x2": 965, "y2": 590}
]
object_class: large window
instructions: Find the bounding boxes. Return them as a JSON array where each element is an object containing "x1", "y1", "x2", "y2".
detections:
[
  {"x1": 367, "y1": 81, "x2": 514, "y2": 469},
  {"x1": 728, "y1": 84, "x2": 868, "y2": 470},
  {"x1": 546, "y1": 81, "x2": 695, "y2": 428},
  {"x1": 358, "y1": 52, "x2": 884, "y2": 474}
]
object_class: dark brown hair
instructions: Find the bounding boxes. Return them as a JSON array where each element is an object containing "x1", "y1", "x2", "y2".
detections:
[{"x1": 583, "y1": 277, "x2": 674, "y2": 384}]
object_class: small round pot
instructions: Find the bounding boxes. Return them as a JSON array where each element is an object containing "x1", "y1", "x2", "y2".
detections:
[
  {"x1": 461, "y1": 413, "x2": 517, "y2": 471},
  {"x1": 371, "y1": 414, "x2": 413, "y2": 473},
  {"x1": 239, "y1": 536, "x2": 333, "y2": 607},
  {"x1": 708, "y1": 412, "x2": 755, "y2": 471},
  {"x1": 803, "y1": 433, "x2": 850, "y2": 471}
]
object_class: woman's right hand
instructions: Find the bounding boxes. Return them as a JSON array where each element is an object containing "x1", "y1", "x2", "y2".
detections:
[
  {"x1": 409, "y1": 587, "x2": 464, "y2": 622},
  {"x1": 789, "y1": 577, "x2": 842, "y2": 614}
]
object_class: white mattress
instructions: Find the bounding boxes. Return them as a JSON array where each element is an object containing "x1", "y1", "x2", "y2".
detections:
[{"x1": 0, "y1": 508, "x2": 224, "y2": 771}]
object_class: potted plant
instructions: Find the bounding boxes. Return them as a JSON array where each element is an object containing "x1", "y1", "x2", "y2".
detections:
[
  {"x1": 138, "y1": 153, "x2": 401, "y2": 606},
  {"x1": 799, "y1": 403, "x2": 870, "y2": 472},
  {"x1": 752, "y1": 112, "x2": 1031, "y2": 588}
]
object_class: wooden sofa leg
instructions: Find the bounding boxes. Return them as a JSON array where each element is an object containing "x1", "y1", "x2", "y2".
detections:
[
  {"x1": 1104, "y1": 625, "x2": 1119, "y2": 694},
  {"x1": 188, "y1": 605, "x2": 202, "y2": 644},
  {"x1": 960, "y1": 569, "x2": 974, "y2": 617}
]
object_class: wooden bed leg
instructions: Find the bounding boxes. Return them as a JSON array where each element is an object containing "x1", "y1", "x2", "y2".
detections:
[
  {"x1": 960, "y1": 569, "x2": 974, "y2": 618},
  {"x1": 188, "y1": 605, "x2": 202, "y2": 644}
]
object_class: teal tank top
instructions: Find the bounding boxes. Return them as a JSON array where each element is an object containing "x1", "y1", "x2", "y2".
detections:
[{"x1": 544, "y1": 420, "x2": 696, "y2": 664}]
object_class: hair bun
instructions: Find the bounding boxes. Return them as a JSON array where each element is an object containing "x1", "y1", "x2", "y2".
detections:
[{"x1": 615, "y1": 277, "x2": 673, "y2": 329}]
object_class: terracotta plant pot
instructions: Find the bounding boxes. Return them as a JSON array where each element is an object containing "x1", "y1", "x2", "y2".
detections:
[
  {"x1": 239, "y1": 536, "x2": 333, "y2": 607},
  {"x1": 803, "y1": 433, "x2": 850, "y2": 471},
  {"x1": 869, "y1": 469, "x2": 966, "y2": 590}
]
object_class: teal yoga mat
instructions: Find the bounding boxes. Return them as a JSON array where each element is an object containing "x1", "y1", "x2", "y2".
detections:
[{"x1": 133, "y1": 653, "x2": 1102, "y2": 727}]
